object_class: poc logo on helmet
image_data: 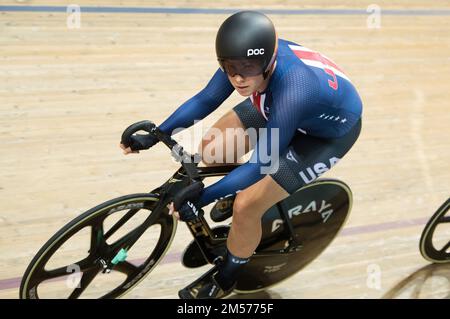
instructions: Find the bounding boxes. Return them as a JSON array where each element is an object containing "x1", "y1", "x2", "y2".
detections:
[{"x1": 247, "y1": 48, "x2": 265, "y2": 56}]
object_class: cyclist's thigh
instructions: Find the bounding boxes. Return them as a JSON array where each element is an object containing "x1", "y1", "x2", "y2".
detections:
[
  {"x1": 271, "y1": 119, "x2": 362, "y2": 194},
  {"x1": 200, "y1": 99, "x2": 258, "y2": 164}
]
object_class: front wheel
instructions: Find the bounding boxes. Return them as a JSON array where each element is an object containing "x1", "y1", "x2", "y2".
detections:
[
  {"x1": 20, "y1": 193, "x2": 177, "y2": 299},
  {"x1": 419, "y1": 198, "x2": 450, "y2": 263}
]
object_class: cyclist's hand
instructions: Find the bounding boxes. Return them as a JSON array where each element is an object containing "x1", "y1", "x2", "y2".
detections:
[
  {"x1": 168, "y1": 201, "x2": 203, "y2": 222},
  {"x1": 120, "y1": 133, "x2": 158, "y2": 155},
  {"x1": 168, "y1": 202, "x2": 180, "y2": 220},
  {"x1": 169, "y1": 181, "x2": 205, "y2": 222},
  {"x1": 120, "y1": 143, "x2": 139, "y2": 155}
]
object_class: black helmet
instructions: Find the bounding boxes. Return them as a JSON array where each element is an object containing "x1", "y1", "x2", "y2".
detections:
[{"x1": 216, "y1": 11, "x2": 278, "y2": 78}]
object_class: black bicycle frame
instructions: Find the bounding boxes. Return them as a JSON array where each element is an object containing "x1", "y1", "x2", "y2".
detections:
[{"x1": 116, "y1": 120, "x2": 302, "y2": 269}]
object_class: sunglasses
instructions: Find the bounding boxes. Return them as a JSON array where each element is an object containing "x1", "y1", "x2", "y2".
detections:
[{"x1": 219, "y1": 59, "x2": 265, "y2": 77}]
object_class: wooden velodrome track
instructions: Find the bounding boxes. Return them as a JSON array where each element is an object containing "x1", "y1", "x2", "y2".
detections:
[{"x1": 1, "y1": 0, "x2": 449, "y2": 299}]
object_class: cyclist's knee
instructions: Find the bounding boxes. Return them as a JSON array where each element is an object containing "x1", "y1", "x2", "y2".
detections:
[{"x1": 232, "y1": 194, "x2": 258, "y2": 223}]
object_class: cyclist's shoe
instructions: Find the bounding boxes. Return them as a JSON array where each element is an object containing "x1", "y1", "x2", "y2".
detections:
[
  {"x1": 210, "y1": 195, "x2": 236, "y2": 222},
  {"x1": 178, "y1": 266, "x2": 235, "y2": 299}
]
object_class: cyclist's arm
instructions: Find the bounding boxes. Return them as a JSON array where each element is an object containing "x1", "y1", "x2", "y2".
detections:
[
  {"x1": 199, "y1": 68, "x2": 319, "y2": 206},
  {"x1": 159, "y1": 69, "x2": 234, "y2": 135}
]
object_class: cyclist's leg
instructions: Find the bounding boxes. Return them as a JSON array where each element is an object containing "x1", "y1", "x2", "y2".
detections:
[
  {"x1": 198, "y1": 98, "x2": 266, "y2": 166},
  {"x1": 226, "y1": 175, "x2": 289, "y2": 257},
  {"x1": 185, "y1": 119, "x2": 362, "y2": 297},
  {"x1": 228, "y1": 118, "x2": 362, "y2": 258}
]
